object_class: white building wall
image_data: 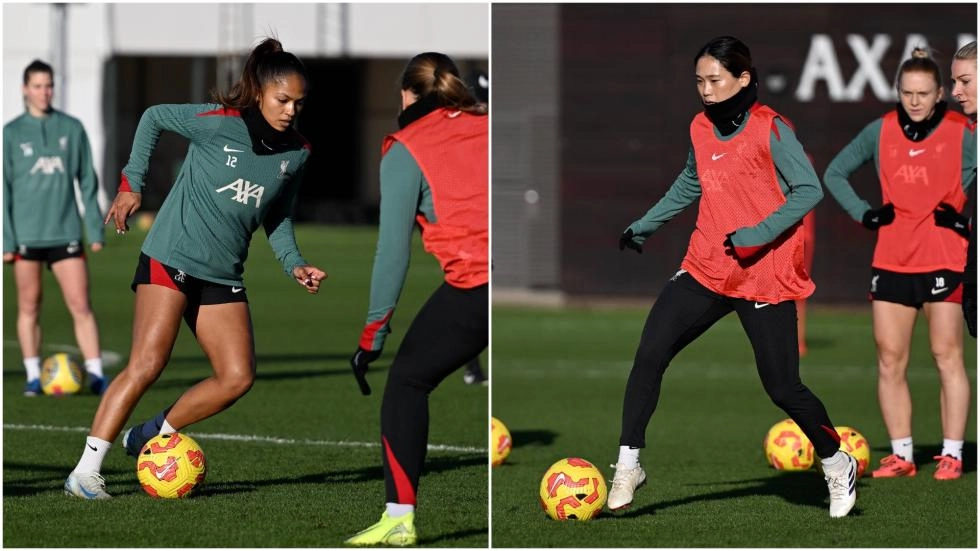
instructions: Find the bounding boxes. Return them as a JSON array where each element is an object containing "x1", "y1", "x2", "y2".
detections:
[{"x1": 3, "y1": 2, "x2": 489, "y2": 209}]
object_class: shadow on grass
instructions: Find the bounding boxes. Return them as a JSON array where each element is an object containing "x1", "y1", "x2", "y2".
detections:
[
  {"x1": 2, "y1": 463, "x2": 132, "y2": 498},
  {"x1": 617, "y1": 471, "x2": 867, "y2": 519},
  {"x1": 3, "y1": 453, "x2": 487, "y2": 500},
  {"x1": 422, "y1": 526, "x2": 488, "y2": 546},
  {"x1": 512, "y1": 429, "x2": 559, "y2": 448},
  {"x1": 195, "y1": 453, "x2": 487, "y2": 497}
]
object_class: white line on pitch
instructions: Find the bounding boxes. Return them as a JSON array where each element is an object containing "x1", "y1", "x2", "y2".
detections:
[{"x1": 2, "y1": 423, "x2": 486, "y2": 454}]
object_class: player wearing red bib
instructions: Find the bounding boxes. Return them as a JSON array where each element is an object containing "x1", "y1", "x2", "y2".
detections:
[
  {"x1": 613, "y1": 36, "x2": 856, "y2": 518},
  {"x1": 824, "y1": 48, "x2": 976, "y2": 481}
]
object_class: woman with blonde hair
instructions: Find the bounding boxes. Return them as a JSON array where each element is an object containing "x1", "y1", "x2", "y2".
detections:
[{"x1": 824, "y1": 47, "x2": 976, "y2": 481}]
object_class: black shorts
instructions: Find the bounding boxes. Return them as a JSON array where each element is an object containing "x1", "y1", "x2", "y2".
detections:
[
  {"x1": 15, "y1": 242, "x2": 84, "y2": 268},
  {"x1": 132, "y1": 253, "x2": 248, "y2": 306},
  {"x1": 869, "y1": 268, "x2": 963, "y2": 307}
]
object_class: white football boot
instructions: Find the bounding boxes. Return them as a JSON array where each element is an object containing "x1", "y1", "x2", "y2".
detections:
[
  {"x1": 824, "y1": 452, "x2": 857, "y2": 518},
  {"x1": 607, "y1": 463, "x2": 646, "y2": 510},
  {"x1": 64, "y1": 471, "x2": 111, "y2": 499}
]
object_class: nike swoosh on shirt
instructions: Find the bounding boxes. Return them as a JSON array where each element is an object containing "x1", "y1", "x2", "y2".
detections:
[
  {"x1": 909, "y1": 149, "x2": 926, "y2": 157},
  {"x1": 711, "y1": 153, "x2": 726, "y2": 161},
  {"x1": 223, "y1": 145, "x2": 244, "y2": 153},
  {"x1": 930, "y1": 287, "x2": 949, "y2": 295}
]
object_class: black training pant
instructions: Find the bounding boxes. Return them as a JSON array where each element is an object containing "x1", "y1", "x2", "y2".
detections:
[
  {"x1": 381, "y1": 282, "x2": 488, "y2": 505},
  {"x1": 619, "y1": 271, "x2": 840, "y2": 459}
]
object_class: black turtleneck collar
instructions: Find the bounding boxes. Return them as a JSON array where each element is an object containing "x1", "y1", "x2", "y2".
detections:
[
  {"x1": 397, "y1": 93, "x2": 441, "y2": 129},
  {"x1": 896, "y1": 100, "x2": 947, "y2": 142},
  {"x1": 703, "y1": 70, "x2": 759, "y2": 136},
  {"x1": 241, "y1": 107, "x2": 303, "y2": 155}
]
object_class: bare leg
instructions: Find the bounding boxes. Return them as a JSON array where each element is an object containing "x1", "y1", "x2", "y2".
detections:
[
  {"x1": 922, "y1": 301, "x2": 969, "y2": 440},
  {"x1": 88, "y1": 285, "x2": 186, "y2": 441},
  {"x1": 163, "y1": 302, "x2": 255, "y2": 429},
  {"x1": 872, "y1": 300, "x2": 918, "y2": 439},
  {"x1": 51, "y1": 257, "x2": 101, "y2": 361},
  {"x1": 14, "y1": 260, "x2": 44, "y2": 360}
]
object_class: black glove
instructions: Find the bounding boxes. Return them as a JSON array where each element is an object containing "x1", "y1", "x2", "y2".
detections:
[
  {"x1": 349, "y1": 347, "x2": 380, "y2": 396},
  {"x1": 861, "y1": 203, "x2": 895, "y2": 230},
  {"x1": 723, "y1": 232, "x2": 739, "y2": 258},
  {"x1": 619, "y1": 228, "x2": 642, "y2": 254},
  {"x1": 933, "y1": 203, "x2": 971, "y2": 239}
]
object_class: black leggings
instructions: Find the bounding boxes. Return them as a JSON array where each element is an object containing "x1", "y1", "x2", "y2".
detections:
[
  {"x1": 619, "y1": 272, "x2": 841, "y2": 458},
  {"x1": 381, "y1": 282, "x2": 488, "y2": 505}
]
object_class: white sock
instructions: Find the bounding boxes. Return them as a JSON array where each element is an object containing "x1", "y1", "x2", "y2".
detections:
[
  {"x1": 73, "y1": 436, "x2": 112, "y2": 474},
  {"x1": 84, "y1": 357, "x2": 103, "y2": 378},
  {"x1": 820, "y1": 450, "x2": 848, "y2": 473},
  {"x1": 159, "y1": 420, "x2": 177, "y2": 435},
  {"x1": 941, "y1": 439, "x2": 964, "y2": 461},
  {"x1": 617, "y1": 445, "x2": 640, "y2": 469},
  {"x1": 385, "y1": 502, "x2": 415, "y2": 518},
  {"x1": 24, "y1": 357, "x2": 40, "y2": 381},
  {"x1": 890, "y1": 437, "x2": 913, "y2": 462}
]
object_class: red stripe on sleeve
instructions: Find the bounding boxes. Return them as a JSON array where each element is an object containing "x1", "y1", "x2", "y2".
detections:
[
  {"x1": 119, "y1": 173, "x2": 132, "y2": 192},
  {"x1": 383, "y1": 436, "x2": 417, "y2": 505},
  {"x1": 734, "y1": 244, "x2": 765, "y2": 259},
  {"x1": 196, "y1": 107, "x2": 241, "y2": 118},
  {"x1": 359, "y1": 309, "x2": 394, "y2": 350}
]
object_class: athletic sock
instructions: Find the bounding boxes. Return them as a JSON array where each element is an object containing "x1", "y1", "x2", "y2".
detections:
[
  {"x1": 159, "y1": 420, "x2": 177, "y2": 435},
  {"x1": 820, "y1": 450, "x2": 848, "y2": 473},
  {"x1": 941, "y1": 439, "x2": 964, "y2": 461},
  {"x1": 73, "y1": 436, "x2": 112, "y2": 473},
  {"x1": 890, "y1": 437, "x2": 914, "y2": 462},
  {"x1": 385, "y1": 502, "x2": 415, "y2": 519},
  {"x1": 617, "y1": 446, "x2": 640, "y2": 469},
  {"x1": 84, "y1": 357, "x2": 104, "y2": 378},
  {"x1": 24, "y1": 357, "x2": 40, "y2": 381},
  {"x1": 134, "y1": 407, "x2": 173, "y2": 442}
]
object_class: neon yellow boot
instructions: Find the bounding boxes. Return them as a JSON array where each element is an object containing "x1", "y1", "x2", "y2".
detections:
[{"x1": 345, "y1": 511, "x2": 417, "y2": 546}]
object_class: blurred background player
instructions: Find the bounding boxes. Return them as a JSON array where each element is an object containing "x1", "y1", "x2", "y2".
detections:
[
  {"x1": 3, "y1": 59, "x2": 107, "y2": 396},
  {"x1": 950, "y1": 41, "x2": 977, "y2": 338},
  {"x1": 823, "y1": 48, "x2": 976, "y2": 480},
  {"x1": 345, "y1": 52, "x2": 488, "y2": 545},
  {"x1": 613, "y1": 36, "x2": 856, "y2": 518},
  {"x1": 64, "y1": 38, "x2": 327, "y2": 499}
]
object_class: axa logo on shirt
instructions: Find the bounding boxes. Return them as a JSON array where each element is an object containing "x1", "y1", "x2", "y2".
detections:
[
  {"x1": 29, "y1": 156, "x2": 65, "y2": 175},
  {"x1": 891, "y1": 165, "x2": 929, "y2": 186},
  {"x1": 216, "y1": 178, "x2": 265, "y2": 208}
]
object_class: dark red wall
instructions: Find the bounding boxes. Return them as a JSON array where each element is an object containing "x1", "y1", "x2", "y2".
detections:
[{"x1": 559, "y1": 3, "x2": 976, "y2": 302}]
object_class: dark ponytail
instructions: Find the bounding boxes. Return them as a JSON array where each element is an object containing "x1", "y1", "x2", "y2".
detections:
[
  {"x1": 214, "y1": 37, "x2": 308, "y2": 110},
  {"x1": 400, "y1": 52, "x2": 487, "y2": 115}
]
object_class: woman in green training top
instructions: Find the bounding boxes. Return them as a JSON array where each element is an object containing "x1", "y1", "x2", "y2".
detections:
[
  {"x1": 64, "y1": 38, "x2": 326, "y2": 499},
  {"x1": 3, "y1": 59, "x2": 108, "y2": 396}
]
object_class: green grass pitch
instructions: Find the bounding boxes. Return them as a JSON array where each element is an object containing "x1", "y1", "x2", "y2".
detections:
[
  {"x1": 3, "y1": 225, "x2": 487, "y2": 547},
  {"x1": 491, "y1": 303, "x2": 976, "y2": 547}
]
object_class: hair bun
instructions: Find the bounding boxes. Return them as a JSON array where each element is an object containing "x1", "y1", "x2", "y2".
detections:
[{"x1": 911, "y1": 47, "x2": 930, "y2": 60}]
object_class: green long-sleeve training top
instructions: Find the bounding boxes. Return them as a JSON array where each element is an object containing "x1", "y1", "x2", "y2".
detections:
[
  {"x1": 361, "y1": 142, "x2": 436, "y2": 351},
  {"x1": 627, "y1": 113, "x2": 822, "y2": 249},
  {"x1": 121, "y1": 104, "x2": 310, "y2": 286},
  {"x1": 823, "y1": 117, "x2": 976, "y2": 222},
  {"x1": 3, "y1": 109, "x2": 103, "y2": 252}
]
